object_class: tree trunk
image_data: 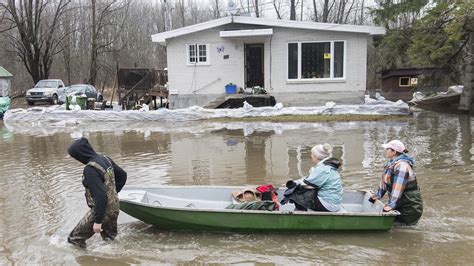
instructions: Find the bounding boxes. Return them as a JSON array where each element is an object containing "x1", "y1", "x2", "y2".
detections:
[
  {"x1": 300, "y1": 0, "x2": 304, "y2": 21},
  {"x1": 312, "y1": 0, "x2": 318, "y2": 21},
  {"x1": 273, "y1": 0, "x2": 282, "y2": 19},
  {"x1": 255, "y1": 0, "x2": 259, "y2": 17},
  {"x1": 359, "y1": 0, "x2": 365, "y2": 24},
  {"x1": 214, "y1": 0, "x2": 220, "y2": 18},
  {"x1": 322, "y1": 0, "x2": 329, "y2": 22},
  {"x1": 337, "y1": 0, "x2": 346, "y2": 24},
  {"x1": 179, "y1": 0, "x2": 185, "y2": 27},
  {"x1": 459, "y1": 31, "x2": 473, "y2": 111},
  {"x1": 62, "y1": 17, "x2": 72, "y2": 85},
  {"x1": 290, "y1": 0, "x2": 296, "y2": 20},
  {"x1": 90, "y1": 0, "x2": 98, "y2": 85}
]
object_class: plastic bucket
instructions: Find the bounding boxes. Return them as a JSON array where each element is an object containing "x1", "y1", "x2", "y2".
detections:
[{"x1": 225, "y1": 85, "x2": 237, "y2": 94}]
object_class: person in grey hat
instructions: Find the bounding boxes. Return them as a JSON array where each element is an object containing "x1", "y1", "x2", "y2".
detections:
[{"x1": 282, "y1": 143, "x2": 343, "y2": 212}]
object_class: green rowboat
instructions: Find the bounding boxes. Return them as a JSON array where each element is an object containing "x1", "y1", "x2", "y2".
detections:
[{"x1": 119, "y1": 186, "x2": 399, "y2": 232}]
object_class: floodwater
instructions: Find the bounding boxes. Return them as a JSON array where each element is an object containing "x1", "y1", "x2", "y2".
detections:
[{"x1": 0, "y1": 111, "x2": 473, "y2": 264}]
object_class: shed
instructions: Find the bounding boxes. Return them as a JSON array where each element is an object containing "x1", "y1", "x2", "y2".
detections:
[
  {"x1": 380, "y1": 67, "x2": 446, "y2": 101},
  {"x1": 0, "y1": 66, "x2": 13, "y2": 97}
]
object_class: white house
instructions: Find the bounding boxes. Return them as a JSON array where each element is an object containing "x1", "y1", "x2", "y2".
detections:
[{"x1": 151, "y1": 16, "x2": 385, "y2": 108}]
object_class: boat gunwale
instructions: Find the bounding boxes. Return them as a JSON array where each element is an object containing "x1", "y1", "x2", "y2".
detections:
[{"x1": 119, "y1": 186, "x2": 400, "y2": 217}]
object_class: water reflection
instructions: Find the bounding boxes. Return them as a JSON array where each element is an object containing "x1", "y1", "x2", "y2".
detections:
[{"x1": 0, "y1": 111, "x2": 473, "y2": 264}]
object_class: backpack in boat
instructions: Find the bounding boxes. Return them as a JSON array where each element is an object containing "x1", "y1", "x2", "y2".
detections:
[
  {"x1": 256, "y1": 184, "x2": 279, "y2": 210},
  {"x1": 281, "y1": 180, "x2": 319, "y2": 211}
]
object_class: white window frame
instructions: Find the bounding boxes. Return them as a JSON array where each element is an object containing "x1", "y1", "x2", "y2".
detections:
[
  {"x1": 287, "y1": 40, "x2": 346, "y2": 82},
  {"x1": 187, "y1": 43, "x2": 210, "y2": 66},
  {"x1": 399, "y1": 77, "x2": 411, "y2": 87}
]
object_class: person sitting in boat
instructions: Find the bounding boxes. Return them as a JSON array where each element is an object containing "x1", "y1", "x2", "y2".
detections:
[
  {"x1": 282, "y1": 143, "x2": 343, "y2": 212},
  {"x1": 371, "y1": 140, "x2": 423, "y2": 225}
]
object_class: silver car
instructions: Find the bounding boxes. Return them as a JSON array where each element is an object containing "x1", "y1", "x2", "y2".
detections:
[{"x1": 25, "y1": 79, "x2": 65, "y2": 105}]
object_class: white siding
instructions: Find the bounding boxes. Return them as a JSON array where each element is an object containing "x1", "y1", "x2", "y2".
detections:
[{"x1": 166, "y1": 26, "x2": 247, "y2": 96}]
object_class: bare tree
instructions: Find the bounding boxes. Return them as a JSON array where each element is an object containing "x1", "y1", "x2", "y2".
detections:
[
  {"x1": 176, "y1": 0, "x2": 186, "y2": 27},
  {"x1": 322, "y1": 0, "x2": 335, "y2": 23},
  {"x1": 300, "y1": 0, "x2": 304, "y2": 21},
  {"x1": 312, "y1": 0, "x2": 318, "y2": 21},
  {"x1": 0, "y1": 0, "x2": 71, "y2": 84},
  {"x1": 359, "y1": 0, "x2": 365, "y2": 24},
  {"x1": 61, "y1": 14, "x2": 72, "y2": 85},
  {"x1": 272, "y1": 0, "x2": 282, "y2": 19},
  {"x1": 254, "y1": 0, "x2": 259, "y2": 18},
  {"x1": 290, "y1": 0, "x2": 296, "y2": 20},
  {"x1": 89, "y1": 0, "x2": 130, "y2": 86},
  {"x1": 210, "y1": 0, "x2": 221, "y2": 19}
]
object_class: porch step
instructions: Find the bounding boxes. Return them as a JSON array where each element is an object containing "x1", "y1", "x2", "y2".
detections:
[{"x1": 204, "y1": 94, "x2": 227, "y2": 109}]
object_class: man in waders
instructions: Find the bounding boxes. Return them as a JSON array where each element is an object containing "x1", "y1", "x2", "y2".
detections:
[{"x1": 67, "y1": 138, "x2": 127, "y2": 248}]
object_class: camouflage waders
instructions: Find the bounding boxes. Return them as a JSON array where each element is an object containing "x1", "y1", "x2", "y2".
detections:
[{"x1": 68, "y1": 158, "x2": 120, "y2": 247}]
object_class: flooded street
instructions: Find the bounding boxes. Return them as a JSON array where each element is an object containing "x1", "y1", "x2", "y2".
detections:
[{"x1": 0, "y1": 111, "x2": 473, "y2": 264}]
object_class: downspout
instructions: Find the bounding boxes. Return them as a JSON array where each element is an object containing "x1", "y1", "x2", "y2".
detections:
[{"x1": 269, "y1": 34, "x2": 273, "y2": 90}]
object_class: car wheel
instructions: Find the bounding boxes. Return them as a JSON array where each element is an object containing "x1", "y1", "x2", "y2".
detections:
[
  {"x1": 51, "y1": 94, "x2": 59, "y2": 105},
  {"x1": 27, "y1": 101, "x2": 35, "y2": 106}
]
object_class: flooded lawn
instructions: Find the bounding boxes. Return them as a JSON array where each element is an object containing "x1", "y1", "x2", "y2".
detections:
[{"x1": 0, "y1": 111, "x2": 473, "y2": 264}]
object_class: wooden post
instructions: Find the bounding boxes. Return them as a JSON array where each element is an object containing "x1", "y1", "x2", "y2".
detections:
[{"x1": 459, "y1": 32, "x2": 474, "y2": 111}]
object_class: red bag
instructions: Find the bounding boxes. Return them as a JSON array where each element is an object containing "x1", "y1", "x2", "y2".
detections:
[{"x1": 256, "y1": 184, "x2": 279, "y2": 210}]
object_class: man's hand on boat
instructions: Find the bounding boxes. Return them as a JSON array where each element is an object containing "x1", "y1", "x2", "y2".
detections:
[
  {"x1": 369, "y1": 194, "x2": 393, "y2": 212},
  {"x1": 369, "y1": 194, "x2": 378, "y2": 203},
  {"x1": 93, "y1": 223, "x2": 103, "y2": 233}
]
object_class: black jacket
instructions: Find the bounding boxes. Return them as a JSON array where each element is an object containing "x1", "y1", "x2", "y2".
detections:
[{"x1": 68, "y1": 137, "x2": 127, "y2": 223}]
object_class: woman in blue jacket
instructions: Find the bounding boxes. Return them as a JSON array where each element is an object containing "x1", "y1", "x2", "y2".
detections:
[{"x1": 283, "y1": 143, "x2": 343, "y2": 212}]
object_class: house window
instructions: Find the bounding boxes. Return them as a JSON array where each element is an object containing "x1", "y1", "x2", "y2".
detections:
[
  {"x1": 187, "y1": 44, "x2": 209, "y2": 65},
  {"x1": 288, "y1": 43, "x2": 298, "y2": 79},
  {"x1": 334, "y1": 41, "x2": 344, "y2": 78},
  {"x1": 399, "y1": 77, "x2": 410, "y2": 87},
  {"x1": 287, "y1": 41, "x2": 345, "y2": 80},
  {"x1": 302, "y1": 42, "x2": 331, "y2": 79}
]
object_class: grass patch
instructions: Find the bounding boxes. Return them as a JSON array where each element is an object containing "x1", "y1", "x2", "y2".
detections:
[{"x1": 208, "y1": 114, "x2": 408, "y2": 123}]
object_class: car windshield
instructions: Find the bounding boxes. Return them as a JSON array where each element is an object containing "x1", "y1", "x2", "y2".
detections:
[
  {"x1": 66, "y1": 86, "x2": 87, "y2": 94},
  {"x1": 35, "y1": 80, "x2": 57, "y2": 88}
]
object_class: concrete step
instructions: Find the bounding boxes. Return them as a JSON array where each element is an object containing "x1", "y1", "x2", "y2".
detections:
[{"x1": 204, "y1": 94, "x2": 227, "y2": 109}]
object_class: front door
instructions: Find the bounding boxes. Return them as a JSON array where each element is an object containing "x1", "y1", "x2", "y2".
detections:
[{"x1": 245, "y1": 44, "x2": 264, "y2": 88}]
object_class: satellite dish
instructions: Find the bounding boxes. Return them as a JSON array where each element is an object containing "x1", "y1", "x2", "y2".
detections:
[{"x1": 227, "y1": 1, "x2": 238, "y2": 15}]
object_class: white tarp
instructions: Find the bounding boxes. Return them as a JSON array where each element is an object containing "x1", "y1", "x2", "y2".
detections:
[{"x1": 4, "y1": 100, "x2": 409, "y2": 123}]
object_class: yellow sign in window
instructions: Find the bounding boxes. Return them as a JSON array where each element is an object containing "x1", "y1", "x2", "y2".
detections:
[{"x1": 324, "y1": 53, "x2": 331, "y2": 59}]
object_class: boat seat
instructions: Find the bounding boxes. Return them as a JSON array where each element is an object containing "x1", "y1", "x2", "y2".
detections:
[
  {"x1": 279, "y1": 203, "x2": 350, "y2": 213},
  {"x1": 119, "y1": 190, "x2": 147, "y2": 202},
  {"x1": 336, "y1": 206, "x2": 348, "y2": 213},
  {"x1": 341, "y1": 204, "x2": 363, "y2": 212},
  {"x1": 143, "y1": 191, "x2": 231, "y2": 209}
]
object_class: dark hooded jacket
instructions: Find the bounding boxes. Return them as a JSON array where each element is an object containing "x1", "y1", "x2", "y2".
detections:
[{"x1": 68, "y1": 138, "x2": 127, "y2": 223}]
